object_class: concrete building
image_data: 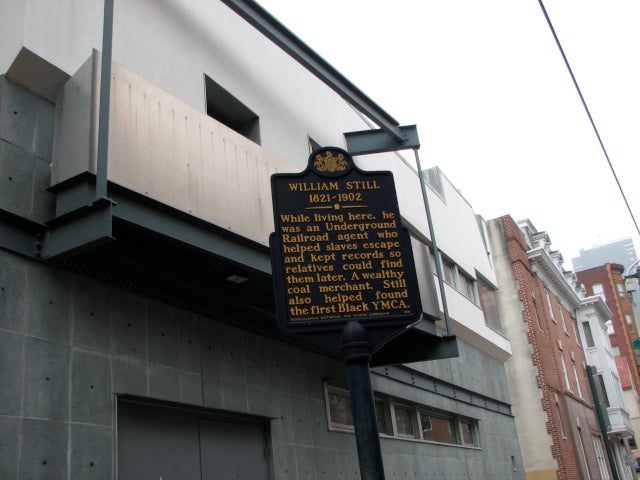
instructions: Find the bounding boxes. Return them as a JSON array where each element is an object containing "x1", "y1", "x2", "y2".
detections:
[
  {"x1": 487, "y1": 216, "x2": 612, "y2": 479},
  {"x1": 0, "y1": 1, "x2": 523, "y2": 479},
  {"x1": 577, "y1": 296, "x2": 637, "y2": 480}
]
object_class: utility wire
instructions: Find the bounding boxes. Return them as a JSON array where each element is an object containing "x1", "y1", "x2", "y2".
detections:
[{"x1": 537, "y1": 0, "x2": 640, "y2": 238}]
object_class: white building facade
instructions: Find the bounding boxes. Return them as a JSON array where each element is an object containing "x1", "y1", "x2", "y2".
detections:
[{"x1": 577, "y1": 296, "x2": 637, "y2": 480}]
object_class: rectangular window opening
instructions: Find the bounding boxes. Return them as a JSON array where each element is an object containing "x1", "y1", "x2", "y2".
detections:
[
  {"x1": 420, "y1": 411, "x2": 456, "y2": 444},
  {"x1": 478, "y1": 277, "x2": 502, "y2": 333},
  {"x1": 592, "y1": 283, "x2": 605, "y2": 302},
  {"x1": 205, "y1": 75, "x2": 260, "y2": 144},
  {"x1": 393, "y1": 403, "x2": 416, "y2": 438},
  {"x1": 582, "y1": 321, "x2": 595, "y2": 348},
  {"x1": 423, "y1": 166, "x2": 445, "y2": 200},
  {"x1": 323, "y1": 383, "x2": 479, "y2": 447}
]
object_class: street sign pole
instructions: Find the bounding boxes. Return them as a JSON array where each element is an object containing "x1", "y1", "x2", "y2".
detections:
[
  {"x1": 270, "y1": 147, "x2": 428, "y2": 480},
  {"x1": 341, "y1": 321, "x2": 385, "y2": 480}
]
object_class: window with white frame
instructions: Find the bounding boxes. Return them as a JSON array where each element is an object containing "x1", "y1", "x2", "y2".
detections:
[
  {"x1": 545, "y1": 289, "x2": 555, "y2": 321},
  {"x1": 459, "y1": 419, "x2": 476, "y2": 446},
  {"x1": 605, "y1": 320, "x2": 614, "y2": 335},
  {"x1": 442, "y1": 257, "x2": 457, "y2": 287},
  {"x1": 576, "y1": 428, "x2": 593, "y2": 480},
  {"x1": 592, "y1": 283, "x2": 605, "y2": 301},
  {"x1": 559, "y1": 352, "x2": 571, "y2": 392},
  {"x1": 554, "y1": 393, "x2": 566, "y2": 438},
  {"x1": 393, "y1": 403, "x2": 416, "y2": 438},
  {"x1": 420, "y1": 411, "x2": 456, "y2": 444},
  {"x1": 617, "y1": 283, "x2": 625, "y2": 298},
  {"x1": 326, "y1": 386, "x2": 353, "y2": 430},
  {"x1": 324, "y1": 384, "x2": 479, "y2": 447},
  {"x1": 572, "y1": 358, "x2": 583, "y2": 398},
  {"x1": 559, "y1": 306, "x2": 568, "y2": 333},
  {"x1": 592, "y1": 434, "x2": 611, "y2": 480}
]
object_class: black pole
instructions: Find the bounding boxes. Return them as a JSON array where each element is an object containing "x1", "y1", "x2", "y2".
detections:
[
  {"x1": 586, "y1": 365, "x2": 620, "y2": 480},
  {"x1": 340, "y1": 321, "x2": 385, "y2": 480}
]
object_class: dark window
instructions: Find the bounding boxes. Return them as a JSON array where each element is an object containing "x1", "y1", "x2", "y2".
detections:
[
  {"x1": 375, "y1": 399, "x2": 389, "y2": 435},
  {"x1": 478, "y1": 277, "x2": 502, "y2": 332},
  {"x1": 582, "y1": 322, "x2": 595, "y2": 347},
  {"x1": 394, "y1": 404, "x2": 415, "y2": 437},
  {"x1": 442, "y1": 257, "x2": 457, "y2": 287},
  {"x1": 324, "y1": 384, "x2": 479, "y2": 446},
  {"x1": 205, "y1": 75, "x2": 260, "y2": 143},
  {"x1": 593, "y1": 374, "x2": 610, "y2": 407}
]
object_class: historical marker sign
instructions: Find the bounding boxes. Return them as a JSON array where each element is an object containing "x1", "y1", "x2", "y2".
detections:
[{"x1": 270, "y1": 147, "x2": 422, "y2": 338}]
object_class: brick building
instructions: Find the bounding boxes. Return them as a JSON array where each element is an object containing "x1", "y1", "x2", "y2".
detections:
[
  {"x1": 575, "y1": 264, "x2": 640, "y2": 443},
  {"x1": 572, "y1": 238, "x2": 640, "y2": 332},
  {"x1": 487, "y1": 216, "x2": 610, "y2": 480}
]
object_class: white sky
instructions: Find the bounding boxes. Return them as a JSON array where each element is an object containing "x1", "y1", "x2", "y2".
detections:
[{"x1": 257, "y1": 0, "x2": 640, "y2": 268}]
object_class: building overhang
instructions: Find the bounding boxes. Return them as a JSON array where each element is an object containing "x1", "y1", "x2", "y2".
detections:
[{"x1": 1, "y1": 171, "x2": 457, "y2": 366}]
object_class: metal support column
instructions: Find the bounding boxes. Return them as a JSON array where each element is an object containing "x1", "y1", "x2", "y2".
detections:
[
  {"x1": 96, "y1": 0, "x2": 114, "y2": 200},
  {"x1": 413, "y1": 149, "x2": 452, "y2": 335}
]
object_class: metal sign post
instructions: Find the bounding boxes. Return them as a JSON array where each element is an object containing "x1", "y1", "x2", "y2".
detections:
[
  {"x1": 270, "y1": 147, "x2": 424, "y2": 479},
  {"x1": 341, "y1": 321, "x2": 385, "y2": 480}
]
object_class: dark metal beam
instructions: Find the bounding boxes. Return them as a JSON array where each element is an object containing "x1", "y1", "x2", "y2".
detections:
[
  {"x1": 0, "y1": 209, "x2": 45, "y2": 258},
  {"x1": 109, "y1": 187, "x2": 272, "y2": 275},
  {"x1": 345, "y1": 125, "x2": 420, "y2": 155},
  {"x1": 40, "y1": 200, "x2": 114, "y2": 259},
  {"x1": 220, "y1": 0, "x2": 405, "y2": 143}
]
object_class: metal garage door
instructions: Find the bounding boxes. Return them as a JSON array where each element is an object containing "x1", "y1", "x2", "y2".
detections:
[{"x1": 118, "y1": 400, "x2": 270, "y2": 480}]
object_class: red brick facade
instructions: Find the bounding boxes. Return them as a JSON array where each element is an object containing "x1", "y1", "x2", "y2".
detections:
[
  {"x1": 499, "y1": 215, "x2": 608, "y2": 480},
  {"x1": 575, "y1": 264, "x2": 640, "y2": 392}
]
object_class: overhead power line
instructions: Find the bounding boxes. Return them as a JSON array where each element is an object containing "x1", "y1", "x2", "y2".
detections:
[{"x1": 537, "y1": 0, "x2": 640, "y2": 238}]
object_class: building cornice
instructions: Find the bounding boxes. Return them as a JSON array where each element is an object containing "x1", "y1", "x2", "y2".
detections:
[{"x1": 527, "y1": 247, "x2": 580, "y2": 307}]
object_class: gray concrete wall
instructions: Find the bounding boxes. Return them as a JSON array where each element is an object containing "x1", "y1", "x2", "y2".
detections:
[
  {"x1": 1, "y1": 246, "x2": 525, "y2": 480},
  {"x1": 0, "y1": 76, "x2": 56, "y2": 224},
  {"x1": 0, "y1": 76, "x2": 524, "y2": 480},
  {"x1": 0, "y1": 245, "x2": 346, "y2": 479}
]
